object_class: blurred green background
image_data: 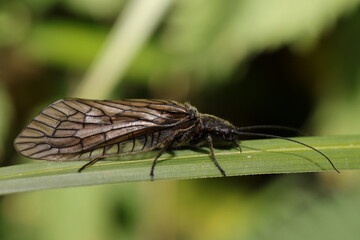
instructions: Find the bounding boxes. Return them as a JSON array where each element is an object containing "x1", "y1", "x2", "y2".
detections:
[{"x1": 1, "y1": 0, "x2": 360, "y2": 239}]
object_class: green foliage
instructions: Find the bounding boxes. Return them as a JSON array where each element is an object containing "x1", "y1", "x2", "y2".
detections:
[
  {"x1": 245, "y1": 173, "x2": 360, "y2": 240},
  {"x1": 1, "y1": 135, "x2": 359, "y2": 195},
  {"x1": 24, "y1": 20, "x2": 108, "y2": 69},
  {"x1": 129, "y1": 0, "x2": 360, "y2": 83}
]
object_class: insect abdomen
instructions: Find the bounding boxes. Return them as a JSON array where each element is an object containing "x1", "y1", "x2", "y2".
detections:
[{"x1": 15, "y1": 128, "x2": 172, "y2": 161}]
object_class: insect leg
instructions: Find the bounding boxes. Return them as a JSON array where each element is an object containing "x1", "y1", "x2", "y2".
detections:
[
  {"x1": 150, "y1": 139, "x2": 174, "y2": 181},
  {"x1": 232, "y1": 140, "x2": 242, "y2": 153},
  {"x1": 207, "y1": 135, "x2": 226, "y2": 177},
  {"x1": 78, "y1": 157, "x2": 104, "y2": 172}
]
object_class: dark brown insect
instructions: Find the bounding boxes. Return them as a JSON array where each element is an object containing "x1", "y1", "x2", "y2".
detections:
[{"x1": 14, "y1": 98, "x2": 339, "y2": 180}]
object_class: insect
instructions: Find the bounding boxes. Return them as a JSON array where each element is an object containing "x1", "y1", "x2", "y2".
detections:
[{"x1": 14, "y1": 98, "x2": 339, "y2": 180}]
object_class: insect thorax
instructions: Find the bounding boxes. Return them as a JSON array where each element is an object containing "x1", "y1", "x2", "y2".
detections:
[{"x1": 197, "y1": 114, "x2": 238, "y2": 141}]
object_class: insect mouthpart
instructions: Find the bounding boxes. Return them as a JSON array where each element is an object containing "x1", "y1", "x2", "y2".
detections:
[{"x1": 14, "y1": 98, "x2": 339, "y2": 181}]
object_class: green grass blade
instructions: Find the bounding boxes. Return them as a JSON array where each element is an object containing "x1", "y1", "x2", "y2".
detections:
[{"x1": 1, "y1": 135, "x2": 360, "y2": 195}]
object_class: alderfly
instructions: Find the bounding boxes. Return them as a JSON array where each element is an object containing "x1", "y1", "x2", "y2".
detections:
[{"x1": 14, "y1": 98, "x2": 339, "y2": 180}]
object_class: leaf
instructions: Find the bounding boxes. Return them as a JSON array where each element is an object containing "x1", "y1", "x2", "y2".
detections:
[{"x1": 1, "y1": 135, "x2": 359, "y2": 195}]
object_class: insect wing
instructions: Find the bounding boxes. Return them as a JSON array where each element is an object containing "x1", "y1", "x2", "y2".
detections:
[{"x1": 14, "y1": 99, "x2": 191, "y2": 161}]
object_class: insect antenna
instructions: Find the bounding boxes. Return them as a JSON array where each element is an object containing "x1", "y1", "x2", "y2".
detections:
[
  {"x1": 234, "y1": 130, "x2": 340, "y2": 173},
  {"x1": 237, "y1": 125, "x2": 306, "y2": 136}
]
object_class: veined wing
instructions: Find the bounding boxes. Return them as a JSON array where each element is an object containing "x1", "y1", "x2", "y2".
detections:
[{"x1": 14, "y1": 99, "x2": 192, "y2": 161}]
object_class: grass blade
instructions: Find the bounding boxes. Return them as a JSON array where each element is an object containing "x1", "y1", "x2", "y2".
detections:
[{"x1": 1, "y1": 135, "x2": 359, "y2": 195}]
